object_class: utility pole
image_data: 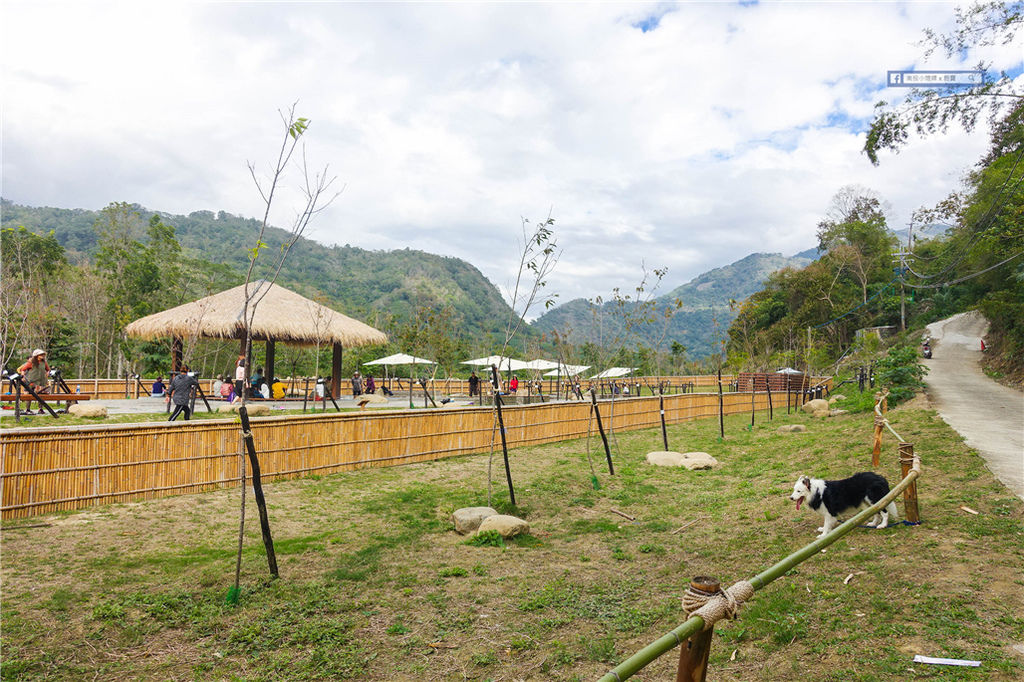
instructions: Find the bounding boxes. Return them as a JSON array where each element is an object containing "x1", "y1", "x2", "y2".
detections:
[{"x1": 894, "y1": 221, "x2": 914, "y2": 332}]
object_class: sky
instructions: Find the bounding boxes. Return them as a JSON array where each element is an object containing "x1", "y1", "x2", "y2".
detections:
[{"x1": 2, "y1": 1, "x2": 1021, "y2": 315}]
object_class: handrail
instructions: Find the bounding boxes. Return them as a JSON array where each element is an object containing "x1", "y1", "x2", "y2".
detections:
[{"x1": 599, "y1": 453, "x2": 922, "y2": 682}]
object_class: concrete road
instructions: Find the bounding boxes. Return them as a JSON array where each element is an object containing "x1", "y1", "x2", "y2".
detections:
[{"x1": 924, "y1": 311, "x2": 1024, "y2": 500}]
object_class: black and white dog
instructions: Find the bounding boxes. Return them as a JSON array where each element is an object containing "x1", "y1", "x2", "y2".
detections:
[{"x1": 789, "y1": 472, "x2": 898, "y2": 537}]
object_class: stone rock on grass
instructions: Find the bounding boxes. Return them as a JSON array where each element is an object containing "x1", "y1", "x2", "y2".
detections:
[
  {"x1": 801, "y1": 399, "x2": 830, "y2": 414},
  {"x1": 828, "y1": 394, "x2": 847, "y2": 405},
  {"x1": 646, "y1": 451, "x2": 718, "y2": 470},
  {"x1": 812, "y1": 409, "x2": 830, "y2": 418},
  {"x1": 452, "y1": 507, "x2": 497, "y2": 535},
  {"x1": 217, "y1": 404, "x2": 237, "y2": 413},
  {"x1": 69, "y1": 403, "x2": 107, "y2": 418},
  {"x1": 477, "y1": 514, "x2": 529, "y2": 538},
  {"x1": 829, "y1": 409, "x2": 848, "y2": 417},
  {"x1": 776, "y1": 424, "x2": 807, "y2": 434}
]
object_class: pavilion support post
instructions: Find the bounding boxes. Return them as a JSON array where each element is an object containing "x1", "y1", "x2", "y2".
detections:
[
  {"x1": 265, "y1": 340, "x2": 276, "y2": 386},
  {"x1": 172, "y1": 337, "x2": 183, "y2": 374},
  {"x1": 331, "y1": 343, "x2": 343, "y2": 400}
]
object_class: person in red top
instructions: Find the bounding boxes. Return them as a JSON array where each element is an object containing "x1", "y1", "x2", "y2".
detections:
[
  {"x1": 509, "y1": 376, "x2": 518, "y2": 393},
  {"x1": 17, "y1": 349, "x2": 51, "y2": 413}
]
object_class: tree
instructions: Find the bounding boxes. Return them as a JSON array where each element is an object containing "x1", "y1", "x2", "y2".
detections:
[
  {"x1": 0, "y1": 227, "x2": 68, "y2": 370},
  {"x1": 816, "y1": 191, "x2": 897, "y2": 304},
  {"x1": 864, "y1": 1, "x2": 1023, "y2": 165}
]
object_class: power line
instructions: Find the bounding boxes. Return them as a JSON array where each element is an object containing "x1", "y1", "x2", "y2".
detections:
[{"x1": 903, "y1": 249, "x2": 1024, "y2": 289}]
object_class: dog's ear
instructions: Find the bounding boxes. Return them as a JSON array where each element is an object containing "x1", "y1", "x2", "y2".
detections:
[{"x1": 800, "y1": 476, "x2": 810, "y2": 488}]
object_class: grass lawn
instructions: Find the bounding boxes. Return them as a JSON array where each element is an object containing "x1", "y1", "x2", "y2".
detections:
[{"x1": 1, "y1": 394, "x2": 1022, "y2": 680}]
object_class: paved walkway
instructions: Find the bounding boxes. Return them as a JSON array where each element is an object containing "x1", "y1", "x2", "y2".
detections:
[{"x1": 924, "y1": 311, "x2": 1024, "y2": 501}]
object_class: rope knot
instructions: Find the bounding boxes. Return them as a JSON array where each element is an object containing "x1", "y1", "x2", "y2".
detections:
[{"x1": 681, "y1": 580, "x2": 755, "y2": 631}]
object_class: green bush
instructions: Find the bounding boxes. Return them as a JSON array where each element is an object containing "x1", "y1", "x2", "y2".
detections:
[{"x1": 874, "y1": 344, "x2": 927, "y2": 405}]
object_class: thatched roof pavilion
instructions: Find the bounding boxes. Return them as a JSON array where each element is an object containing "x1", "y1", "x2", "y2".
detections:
[{"x1": 125, "y1": 281, "x2": 387, "y2": 397}]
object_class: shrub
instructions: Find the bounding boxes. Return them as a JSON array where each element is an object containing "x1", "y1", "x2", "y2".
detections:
[{"x1": 874, "y1": 344, "x2": 927, "y2": 404}]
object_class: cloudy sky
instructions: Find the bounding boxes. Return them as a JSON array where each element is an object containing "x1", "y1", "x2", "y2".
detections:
[{"x1": 2, "y1": 1, "x2": 1021, "y2": 312}]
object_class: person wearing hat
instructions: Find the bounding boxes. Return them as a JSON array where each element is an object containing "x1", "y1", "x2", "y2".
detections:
[{"x1": 17, "y1": 349, "x2": 51, "y2": 413}]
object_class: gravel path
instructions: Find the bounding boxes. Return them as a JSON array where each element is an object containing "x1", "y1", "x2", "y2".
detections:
[{"x1": 924, "y1": 311, "x2": 1024, "y2": 500}]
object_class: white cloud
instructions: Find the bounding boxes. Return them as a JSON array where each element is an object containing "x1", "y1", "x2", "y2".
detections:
[{"x1": 2, "y1": 1, "x2": 1019, "y2": 308}]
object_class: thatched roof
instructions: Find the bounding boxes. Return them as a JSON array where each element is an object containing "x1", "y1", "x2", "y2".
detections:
[{"x1": 125, "y1": 281, "x2": 388, "y2": 347}]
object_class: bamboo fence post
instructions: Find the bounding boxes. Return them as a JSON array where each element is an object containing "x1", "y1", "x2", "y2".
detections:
[
  {"x1": 899, "y1": 442, "x2": 920, "y2": 524},
  {"x1": 766, "y1": 376, "x2": 773, "y2": 421},
  {"x1": 238, "y1": 406, "x2": 279, "y2": 578},
  {"x1": 676, "y1": 576, "x2": 718, "y2": 682},
  {"x1": 590, "y1": 388, "x2": 614, "y2": 475},
  {"x1": 490, "y1": 365, "x2": 516, "y2": 506}
]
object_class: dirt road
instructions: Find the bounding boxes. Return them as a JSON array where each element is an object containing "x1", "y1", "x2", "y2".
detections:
[{"x1": 924, "y1": 311, "x2": 1024, "y2": 500}]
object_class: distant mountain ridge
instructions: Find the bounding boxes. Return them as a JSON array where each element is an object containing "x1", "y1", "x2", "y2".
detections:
[{"x1": 532, "y1": 252, "x2": 812, "y2": 357}]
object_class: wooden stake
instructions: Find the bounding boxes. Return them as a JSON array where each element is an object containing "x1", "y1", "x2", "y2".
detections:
[
  {"x1": 717, "y1": 368, "x2": 724, "y2": 440},
  {"x1": 491, "y1": 365, "x2": 516, "y2": 505},
  {"x1": 676, "y1": 576, "x2": 718, "y2": 682},
  {"x1": 899, "y1": 442, "x2": 920, "y2": 524},
  {"x1": 659, "y1": 391, "x2": 669, "y2": 450},
  {"x1": 238, "y1": 406, "x2": 278, "y2": 578},
  {"x1": 590, "y1": 388, "x2": 614, "y2": 475}
]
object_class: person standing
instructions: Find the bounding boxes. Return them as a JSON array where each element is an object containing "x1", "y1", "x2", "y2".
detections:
[
  {"x1": 167, "y1": 367, "x2": 199, "y2": 421},
  {"x1": 352, "y1": 371, "x2": 363, "y2": 397},
  {"x1": 468, "y1": 371, "x2": 479, "y2": 397},
  {"x1": 234, "y1": 357, "x2": 246, "y2": 400},
  {"x1": 17, "y1": 349, "x2": 51, "y2": 413}
]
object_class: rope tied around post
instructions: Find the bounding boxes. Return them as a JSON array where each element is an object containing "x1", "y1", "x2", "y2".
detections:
[{"x1": 681, "y1": 579, "x2": 756, "y2": 631}]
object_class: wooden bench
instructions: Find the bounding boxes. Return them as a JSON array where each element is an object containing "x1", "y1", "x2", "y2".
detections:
[{"x1": 1, "y1": 393, "x2": 92, "y2": 403}]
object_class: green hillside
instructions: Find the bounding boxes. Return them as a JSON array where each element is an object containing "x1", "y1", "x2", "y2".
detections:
[{"x1": 1, "y1": 201, "x2": 519, "y2": 345}]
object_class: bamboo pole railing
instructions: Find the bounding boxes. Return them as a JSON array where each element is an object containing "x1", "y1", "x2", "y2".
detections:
[
  {"x1": 597, "y1": 395, "x2": 922, "y2": 682},
  {"x1": 1, "y1": 391, "x2": 777, "y2": 519}
]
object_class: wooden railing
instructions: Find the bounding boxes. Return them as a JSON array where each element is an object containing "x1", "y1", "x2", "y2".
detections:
[{"x1": 1, "y1": 391, "x2": 777, "y2": 519}]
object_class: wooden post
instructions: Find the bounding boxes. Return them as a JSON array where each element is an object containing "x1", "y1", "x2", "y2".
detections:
[
  {"x1": 872, "y1": 393, "x2": 886, "y2": 467},
  {"x1": 331, "y1": 343, "x2": 343, "y2": 402},
  {"x1": 238, "y1": 406, "x2": 279, "y2": 578},
  {"x1": 749, "y1": 378, "x2": 755, "y2": 430},
  {"x1": 766, "y1": 376, "x2": 773, "y2": 421},
  {"x1": 265, "y1": 340, "x2": 276, "y2": 388},
  {"x1": 171, "y1": 337, "x2": 183, "y2": 374},
  {"x1": 676, "y1": 576, "x2": 718, "y2": 682},
  {"x1": 590, "y1": 388, "x2": 614, "y2": 475},
  {"x1": 899, "y1": 442, "x2": 920, "y2": 524}
]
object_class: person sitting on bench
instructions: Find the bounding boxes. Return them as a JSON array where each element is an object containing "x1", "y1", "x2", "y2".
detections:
[
  {"x1": 151, "y1": 377, "x2": 166, "y2": 397},
  {"x1": 17, "y1": 349, "x2": 51, "y2": 414}
]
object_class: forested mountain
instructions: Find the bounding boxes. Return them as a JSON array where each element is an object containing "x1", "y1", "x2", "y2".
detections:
[
  {"x1": 531, "y1": 252, "x2": 812, "y2": 359},
  {"x1": 0, "y1": 201, "x2": 519, "y2": 345}
]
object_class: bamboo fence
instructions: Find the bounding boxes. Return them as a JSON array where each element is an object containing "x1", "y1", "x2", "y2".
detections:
[{"x1": 1, "y1": 390, "x2": 780, "y2": 519}]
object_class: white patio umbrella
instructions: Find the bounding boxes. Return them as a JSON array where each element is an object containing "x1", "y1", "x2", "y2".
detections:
[
  {"x1": 521, "y1": 359, "x2": 560, "y2": 371},
  {"x1": 590, "y1": 367, "x2": 636, "y2": 379},
  {"x1": 542, "y1": 364, "x2": 590, "y2": 376},
  {"x1": 363, "y1": 352, "x2": 436, "y2": 391},
  {"x1": 461, "y1": 355, "x2": 529, "y2": 371},
  {"x1": 364, "y1": 353, "x2": 436, "y2": 367}
]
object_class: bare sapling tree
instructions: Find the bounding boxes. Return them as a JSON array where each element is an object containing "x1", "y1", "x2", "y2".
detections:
[
  {"x1": 229, "y1": 104, "x2": 341, "y2": 600},
  {"x1": 486, "y1": 212, "x2": 560, "y2": 507}
]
